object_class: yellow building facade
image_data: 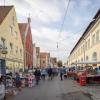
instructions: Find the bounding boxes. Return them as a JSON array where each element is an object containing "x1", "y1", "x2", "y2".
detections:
[
  {"x1": 67, "y1": 9, "x2": 100, "y2": 67},
  {"x1": 0, "y1": 6, "x2": 24, "y2": 73}
]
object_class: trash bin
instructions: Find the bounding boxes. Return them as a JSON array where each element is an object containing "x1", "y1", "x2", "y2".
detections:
[{"x1": 79, "y1": 76, "x2": 86, "y2": 86}]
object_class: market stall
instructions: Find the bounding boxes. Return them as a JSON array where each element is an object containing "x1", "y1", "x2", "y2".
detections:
[{"x1": 74, "y1": 61, "x2": 100, "y2": 86}]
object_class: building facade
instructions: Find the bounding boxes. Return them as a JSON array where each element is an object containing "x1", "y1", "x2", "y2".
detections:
[
  {"x1": 0, "y1": 6, "x2": 24, "y2": 73},
  {"x1": 19, "y1": 18, "x2": 33, "y2": 70},
  {"x1": 67, "y1": 9, "x2": 100, "y2": 67},
  {"x1": 40, "y1": 52, "x2": 50, "y2": 68},
  {"x1": 36, "y1": 47, "x2": 40, "y2": 68},
  {"x1": 33, "y1": 43, "x2": 36, "y2": 68},
  {"x1": 50, "y1": 57, "x2": 57, "y2": 68}
]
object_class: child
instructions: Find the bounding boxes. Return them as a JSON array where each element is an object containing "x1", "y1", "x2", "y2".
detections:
[{"x1": 28, "y1": 73, "x2": 33, "y2": 88}]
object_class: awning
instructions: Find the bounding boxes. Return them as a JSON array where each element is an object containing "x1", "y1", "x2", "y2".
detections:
[{"x1": 74, "y1": 61, "x2": 100, "y2": 64}]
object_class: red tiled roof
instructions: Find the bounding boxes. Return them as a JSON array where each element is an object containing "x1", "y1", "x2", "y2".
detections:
[
  {"x1": 40, "y1": 52, "x2": 48, "y2": 58},
  {"x1": 0, "y1": 6, "x2": 13, "y2": 24},
  {"x1": 18, "y1": 23, "x2": 27, "y2": 39}
]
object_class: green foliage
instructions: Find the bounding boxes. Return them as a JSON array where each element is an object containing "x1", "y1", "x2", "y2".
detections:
[{"x1": 57, "y1": 60, "x2": 62, "y2": 67}]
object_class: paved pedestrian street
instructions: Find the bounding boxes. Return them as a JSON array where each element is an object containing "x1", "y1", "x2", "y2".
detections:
[{"x1": 7, "y1": 77, "x2": 94, "y2": 100}]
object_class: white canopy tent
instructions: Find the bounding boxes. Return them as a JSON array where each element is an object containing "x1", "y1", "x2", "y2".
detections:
[{"x1": 74, "y1": 61, "x2": 100, "y2": 65}]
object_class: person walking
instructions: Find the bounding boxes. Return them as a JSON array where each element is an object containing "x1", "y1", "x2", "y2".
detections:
[
  {"x1": 34, "y1": 68, "x2": 41, "y2": 85},
  {"x1": 47, "y1": 67, "x2": 53, "y2": 80},
  {"x1": 41, "y1": 68, "x2": 47, "y2": 80},
  {"x1": 59, "y1": 67, "x2": 64, "y2": 80},
  {"x1": 15, "y1": 73, "x2": 21, "y2": 91}
]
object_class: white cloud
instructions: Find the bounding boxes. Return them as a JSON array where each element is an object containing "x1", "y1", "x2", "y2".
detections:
[
  {"x1": 80, "y1": 0, "x2": 92, "y2": 8},
  {"x1": 31, "y1": 26, "x2": 82, "y2": 62},
  {"x1": 0, "y1": 0, "x2": 99, "y2": 63},
  {"x1": 4, "y1": 0, "x2": 70, "y2": 23},
  {"x1": 24, "y1": 0, "x2": 65, "y2": 23}
]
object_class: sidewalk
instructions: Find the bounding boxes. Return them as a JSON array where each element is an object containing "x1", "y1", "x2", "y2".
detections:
[
  {"x1": 71, "y1": 79, "x2": 100, "y2": 100},
  {"x1": 81, "y1": 85, "x2": 100, "y2": 100}
]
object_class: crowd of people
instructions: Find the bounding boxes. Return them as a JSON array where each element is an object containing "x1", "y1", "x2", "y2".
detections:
[
  {"x1": 13, "y1": 67, "x2": 59, "y2": 89},
  {"x1": 0, "y1": 66, "x2": 67, "y2": 99}
]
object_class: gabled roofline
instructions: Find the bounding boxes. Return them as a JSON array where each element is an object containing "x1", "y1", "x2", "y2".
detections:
[
  {"x1": 0, "y1": 5, "x2": 14, "y2": 24},
  {"x1": 70, "y1": 9, "x2": 100, "y2": 55}
]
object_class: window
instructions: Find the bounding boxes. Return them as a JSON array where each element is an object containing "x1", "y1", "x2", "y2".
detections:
[
  {"x1": 20, "y1": 49, "x2": 22, "y2": 56},
  {"x1": 76, "y1": 52, "x2": 77, "y2": 57},
  {"x1": 83, "y1": 45, "x2": 84, "y2": 52},
  {"x1": 78, "y1": 49, "x2": 80, "y2": 55},
  {"x1": 43, "y1": 61, "x2": 45, "y2": 63},
  {"x1": 13, "y1": 16, "x2": 15, "y2": 26},
  {"x1": 1, "y1": 38, "x2": 5, "y2": 46},
  {"x1": 85, "y1": 41, "x2": 87, "y2": 50},
  {"x1": 10, "y1": 26, "x2": 13, "y2": 34},
  {"x1": 16, "y1": 46, "x2": 18, "y2": 54},
  {"x1": 14, "y1": 31, "x2": 17, "y2": 38},
  {"x1": 96, "y1": 30, "x2": 100, "y2": 42},
  {"x1": 86, "y1": 56, "x2": 89, "y2": 61},
  {"x1": 92, "y1": 34, "x2": 95, "y2": 45},
  {"x1": 81, "y1": 58, "x2": 83, "y2": 61},
  {"x1": 81, "y1": 46, "x2": 82, "y2": 53},
  {"x1": 88, "y1": 39, "x2": 90, "y2": 48},
  {"x1": 92, "y1": 52, "x2": 97, "y2": 61},
  {"x1": 10, "y1": 43, "x2": 13, "y2": 53},
  {"x1": 26, "y1": 53, "x2": 27, "y2": 60}
]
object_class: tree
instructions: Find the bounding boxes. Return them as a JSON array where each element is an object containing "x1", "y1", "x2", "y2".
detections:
[{"x1": 57, "y1": 60, "x2": 63, "y2": 67}]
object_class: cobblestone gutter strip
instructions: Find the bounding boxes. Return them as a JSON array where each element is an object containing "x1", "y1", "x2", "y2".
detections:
[
  {"x1": 61, "y1": 91, "x2": 93, "y2": 100},
  {"x1": 81, "y1": 86, "x2": 100, "y2": 100}
]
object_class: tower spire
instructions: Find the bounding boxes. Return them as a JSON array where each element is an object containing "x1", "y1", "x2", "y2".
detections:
[{"x1": 28, "y1": 13, "x2": 31, "y2": 24}]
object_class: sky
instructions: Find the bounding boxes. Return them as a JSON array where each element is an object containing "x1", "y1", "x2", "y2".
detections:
[{"x1": 0, "y1": 0, "x2": 100, "y2": 63}]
